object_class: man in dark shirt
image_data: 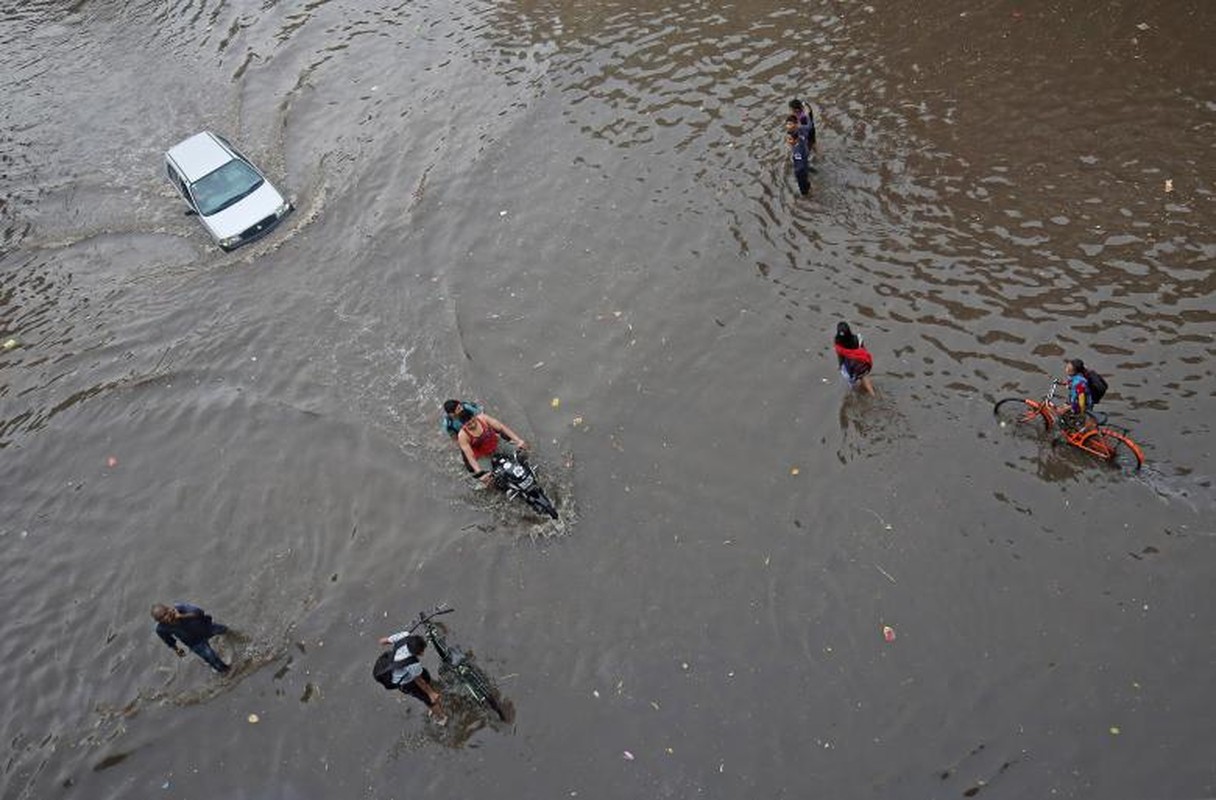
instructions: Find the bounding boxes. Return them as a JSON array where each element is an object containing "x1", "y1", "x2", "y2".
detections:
[
  {"x1": 787, "y1": 129, "x2": 811, "y2": 196},
  {"x1": 152, "y1": 602, "x2": 231, "y2": 673}
]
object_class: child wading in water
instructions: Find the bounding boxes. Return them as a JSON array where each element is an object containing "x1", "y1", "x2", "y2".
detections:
[{"x1": 834, "y1": 322, "x2": 875, "y2": 395}]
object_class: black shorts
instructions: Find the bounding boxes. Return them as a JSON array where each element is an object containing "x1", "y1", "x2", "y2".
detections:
[{"x1": 399, "y1": 668, "x2": 435, "y2": 706}]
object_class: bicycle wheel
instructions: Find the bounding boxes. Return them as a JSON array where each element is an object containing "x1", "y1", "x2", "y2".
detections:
[
  {"x1": 458, "y1": 664, "x2": 507, "y2": 721},
  {"x1": 993, "y1": 398, "x2": 1050, "y2": 436},
  {"x1": 1096, "y1": 429, "x2": 1144, "y2": 473}
]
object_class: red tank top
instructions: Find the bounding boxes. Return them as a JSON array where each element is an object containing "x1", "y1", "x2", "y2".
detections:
[{"x1": 464, "y1": 417, "x2": 499, "y2": 458}]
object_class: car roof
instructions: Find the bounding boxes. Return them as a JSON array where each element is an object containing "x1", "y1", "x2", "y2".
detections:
[{"x1": 166, "y1": 131, "x2": 235, "y2": 182}]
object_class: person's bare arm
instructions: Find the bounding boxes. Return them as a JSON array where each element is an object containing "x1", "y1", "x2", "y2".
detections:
[
  {"x1": 482, "y1": 414, "x2": 527, "y2": 450},
  {"x1": 457, "y1": 429, "x2": 481, "y2": 471}
]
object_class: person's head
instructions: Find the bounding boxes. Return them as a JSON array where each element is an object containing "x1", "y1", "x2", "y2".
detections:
[
  {"x1": 785, "y1": 113, "x2": 799, "y2": 130},
  {"x1": 786, "y1": 130, "x2": 798, "y2": 147},
  {"x1": 151, "y1": 603, "x2": 175, "y2": 624},
  {"x1": 457, "y1": 407, "x2": 476, "y2": 424},
  {"x1": 443, "y1": 399, "x2": 461, "y2": 416},
  {"x1": 1065, "y1": 358, "x2": 1085, "y2": 377},
  {"x1": 789, "y1": 98, "x2": 804, "y2": 113},
  {"x1": 403, "y1": 634, "x2": 427, "y2": 656},
  {"x1": 835, "y1": 321, "x2": 858, "y2": 348}
]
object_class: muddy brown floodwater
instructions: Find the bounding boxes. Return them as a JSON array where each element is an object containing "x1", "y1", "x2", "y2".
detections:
[{"x1": 2, "y1": 0, "x2": 1214, "y2": 798}]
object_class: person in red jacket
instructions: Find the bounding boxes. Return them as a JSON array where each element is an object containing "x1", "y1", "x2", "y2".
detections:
[{"x1": 834, "y1": 321, "x2": 875, "y2": 395}]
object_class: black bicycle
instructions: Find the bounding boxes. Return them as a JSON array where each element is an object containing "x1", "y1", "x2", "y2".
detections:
[{"x1": 409, "y1": 607, "x2": 507, "y2": 722}]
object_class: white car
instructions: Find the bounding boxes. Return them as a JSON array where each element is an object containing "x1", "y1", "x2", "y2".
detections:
[{"x1": 164, "y1": 131, "x2": 292, "y2": 250}]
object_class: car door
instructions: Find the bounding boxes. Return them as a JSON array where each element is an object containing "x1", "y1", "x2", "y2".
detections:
[{"x1": 165, "y1": 160, "x2": 196, "y2": 212}]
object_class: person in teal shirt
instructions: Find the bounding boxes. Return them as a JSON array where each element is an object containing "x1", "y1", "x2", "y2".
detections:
[{"x1": 441, "y1": 399, "x2": 481, "y2": 438}]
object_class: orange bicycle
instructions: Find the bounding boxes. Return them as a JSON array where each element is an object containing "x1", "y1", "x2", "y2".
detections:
[{"x1": 993, "y1": 382, "x2": 1144, "y2": 472}]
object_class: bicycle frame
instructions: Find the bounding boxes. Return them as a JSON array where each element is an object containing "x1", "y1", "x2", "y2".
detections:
[
  {"x1": 408, "y1": 607, "x2": 506, "y2": 720},
  {"x1": 409, "y1": 608, "x2": 459, "y2": 666}
]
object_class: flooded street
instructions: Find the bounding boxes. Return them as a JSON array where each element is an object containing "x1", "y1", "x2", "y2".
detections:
[{"x1": 2, "y1": 0, "x2": 1214, "y2": 797}]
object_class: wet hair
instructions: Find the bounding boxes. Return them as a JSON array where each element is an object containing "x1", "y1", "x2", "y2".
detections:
[
  {"x1": 403, "y1": 634, "x2": 426, "y2": 656},
  {"x1": 785, "y1": 113, "x2": 799, "y2": 125},
  {"x1": 443, "y1": 399, "x2": 460, "y2": 414},
  {"x1": 1067, "y1": 358, "x2": 1086, "y2": 374},
  {"x1": 457, "y1": 407, "x2": 475, "y2": 424},
  {"x1": 835, "y1": 321, "x2": 859, "y2": 349},
  {"x1": 151, "y1": 603, "x2": 172, "y2": 621},
  {"x1": 789, "y1": 98, "x2": 804, "y2": 112}
]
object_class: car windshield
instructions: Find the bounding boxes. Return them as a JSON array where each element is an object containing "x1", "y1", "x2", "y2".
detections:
[{"x1": 191, "y1": 158, "x2": 264, "y2": 216}]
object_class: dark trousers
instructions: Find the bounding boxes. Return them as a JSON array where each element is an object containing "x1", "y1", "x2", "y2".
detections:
[
  {"x1": 190, "y1": 624, "x2": 229, "y2": 672},
  {"x1": 795, "y1": 168, "x2": 810, "y2": 196},
  {"x1": 399, "y1": 668, "x2": 436, "y2": 707}
]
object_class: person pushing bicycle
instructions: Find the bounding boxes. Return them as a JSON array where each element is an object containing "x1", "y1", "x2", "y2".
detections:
[
  {"x1": 374, "y1": 631, "x2": 447, "y2": 724},
  {"x1": 1054, "y1": 358, "x2": 1092, "y2": 431}
]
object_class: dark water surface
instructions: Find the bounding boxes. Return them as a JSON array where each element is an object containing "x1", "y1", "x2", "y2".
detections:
[{"x1": 2, "y1": 0, "x2": 1214, "y2": 797}]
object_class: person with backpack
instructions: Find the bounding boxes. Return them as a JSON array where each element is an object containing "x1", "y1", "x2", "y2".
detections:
[
  {"x1": 834, "y1": 321, "x2": 875, "y2": 395},
  {"x1": 1055, "y1": 358, "x2": 1106, "y2": 430},
  {"x1": 374, "y1": 631, "x2": 447, "y2": 724}
]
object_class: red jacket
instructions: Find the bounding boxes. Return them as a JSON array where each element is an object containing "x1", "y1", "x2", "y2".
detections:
[{"x1": 834, "y1": 342, "x2": 873, "y2": 370}]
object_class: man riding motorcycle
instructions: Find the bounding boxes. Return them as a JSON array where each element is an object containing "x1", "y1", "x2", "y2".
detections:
[{"x1": 455, "y1": 407, "x2": 528, "y2": 486}]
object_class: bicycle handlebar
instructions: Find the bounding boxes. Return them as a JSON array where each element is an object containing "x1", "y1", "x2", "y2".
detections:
[{"x1": 408, "y1": 605, "x2": 454, "y2": 634}]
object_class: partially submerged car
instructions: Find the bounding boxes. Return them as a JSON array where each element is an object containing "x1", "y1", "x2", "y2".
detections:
[{"x1": 164, "y1": 131, "x2": 291, "y2": 250}]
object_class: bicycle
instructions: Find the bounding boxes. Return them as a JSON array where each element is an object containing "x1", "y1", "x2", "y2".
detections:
[
  {"x1": 409, "y1": 607, "x2": 507, "y2": 722},
  {"x1": 993, "y1": 382, "x2": 1144, "y2": 472}
]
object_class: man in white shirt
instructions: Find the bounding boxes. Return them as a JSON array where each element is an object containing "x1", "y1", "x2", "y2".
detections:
[{"x1": 375, "y1": 632, "x2": 447, "y2": 723}]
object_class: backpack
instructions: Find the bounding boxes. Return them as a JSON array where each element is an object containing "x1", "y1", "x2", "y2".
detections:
[
  {"x1": 1084, "y1": 369, "x2": 1108, "y2": 405},
  {"x1": 373, "y1": 650, "x2": 417, "y2": 691},
  {"x1": 372, "y1": 652, "x2": 397, "y2": 690}
]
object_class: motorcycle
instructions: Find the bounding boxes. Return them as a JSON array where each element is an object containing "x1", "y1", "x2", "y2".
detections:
[{"x1": 489, "y1": 446, "x2": 559, "y2": 519}]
